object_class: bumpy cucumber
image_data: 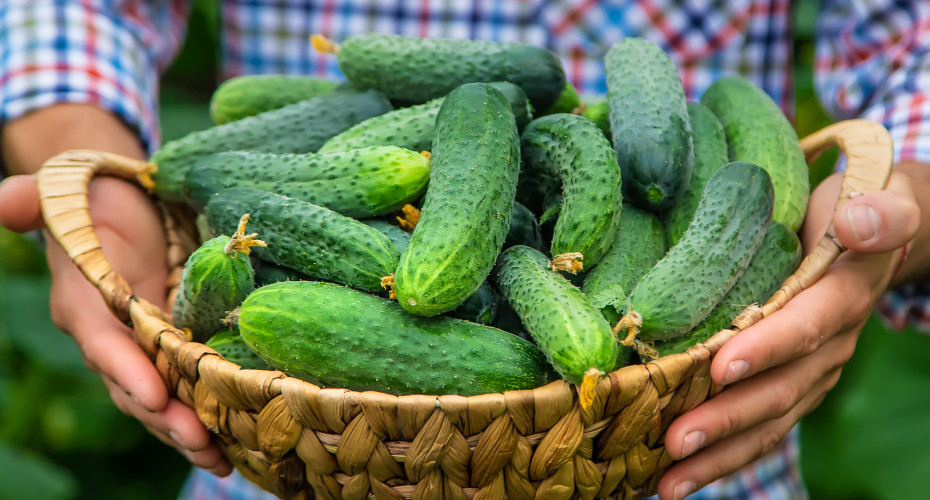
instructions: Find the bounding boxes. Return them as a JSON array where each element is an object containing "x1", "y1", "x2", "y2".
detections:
[
  {"x1": 393, "y1": 83, "x2": 520, "y2": 317},
  {"x1": 655, "y1": 221, "x2": 802, "y2": 357},
  {"x1": 447, "y1": 281, "x2": 499, "y2": 325},
  {"x1": 238, "y1": 281, "x2": 555, "y2": 395},
  {"x1": 184, "y1": 146, "x2": 430, "y2": 216},
  {"x1": 209, "y1": 75, "x2": 339, "y2": 125},
  {"x1": 605, "y1": 38, "x2": 693, "y2": 211},
  {"x1": 205, "y1": 187, "x2": 399, "y2": 293},
  {"x1": 504, "y1": 201, "x2": 545, "y2": 252},
  {"x1": 151, "y1": 89, "x2": 392, "y2": 202},
  {"x1": 582, "y1": 204, "x2": 667, "y2": 321},
  {"x1": 494, "y1": 246, "x2": 621, "y2": 402},
  {"x1": 252, "y1": 258, "x2": 311, "y2": 287},
  {"x1": 317, "y1": 81, "x2": 533, "y2": 154},
  {"x1": 362, "y1": 219, "x2": 411, "y2": 252},
  {"x1": 205, "y1": 327, "x2": 271, "y2": 370},
  {"x1": 172, "y1": 215, "x2": 262, "y2": 342},
  {"x1": 321, "y1": 33, "x2": 565, "y2": 110},
  {"x1": 624, "y1": 162, "x2": 774, "y2": 341},
  {"x1": 580, "y1": 97, "x2": 610, "y2": 136},
  {"x1": 541, "y1": 80, "x2": 581, "y2": 115},
  {"x1": 701, "y1": 75, "x2": 810, "y2": 231},
  {"x1": 662, "y1": 102, "x2": 730, "y2": 247},
  {"x1": 519, "y1": 113, "x2": 623, "y2": 269}
]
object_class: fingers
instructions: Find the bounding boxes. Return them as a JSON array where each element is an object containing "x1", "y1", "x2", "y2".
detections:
[
  {"x1": 656, "y1": 370, "x2": 838, "y2": 500},
  {"x1": 0, "y1": 174, "x2": 44, "y2": 233},
  {"x1": 832, "y1": 172, "x2": 918, "y2": 254}
]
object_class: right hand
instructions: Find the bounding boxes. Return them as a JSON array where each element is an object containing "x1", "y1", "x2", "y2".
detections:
[{"x1": 0, "y1": 171, "x2": 231, "y2": 477}]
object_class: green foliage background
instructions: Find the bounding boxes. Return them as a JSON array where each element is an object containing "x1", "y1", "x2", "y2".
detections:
[{"x1": 1, "y1": 0, "x2": 927, "y2": 498}]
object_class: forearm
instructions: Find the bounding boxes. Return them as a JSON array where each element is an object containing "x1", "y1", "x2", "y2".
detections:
[{"x1": 2, "y1": 103, "x2": 145, "y2": 175}]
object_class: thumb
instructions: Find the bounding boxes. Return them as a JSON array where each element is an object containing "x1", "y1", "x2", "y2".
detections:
[
  {"x1": 832, "y1": 172, "x2": 919, "y2": 254},
  {"x1": 0, "y1": 174, "x2": 44, "y2": 234}
]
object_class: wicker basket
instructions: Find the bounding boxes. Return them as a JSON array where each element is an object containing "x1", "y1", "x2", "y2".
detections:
[{"x1": 36, "y1": 119, "x2": 892, "y2": 499}]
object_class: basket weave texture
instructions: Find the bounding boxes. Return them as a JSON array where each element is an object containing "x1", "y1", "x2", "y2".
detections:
[{"x1": 37, "y1": 120, "x2": 892, "y2": 499}]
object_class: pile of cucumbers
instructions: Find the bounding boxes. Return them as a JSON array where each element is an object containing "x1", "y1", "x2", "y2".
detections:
[{"x1": 156, "y1": 33, "x2": 808, "y2": 401}]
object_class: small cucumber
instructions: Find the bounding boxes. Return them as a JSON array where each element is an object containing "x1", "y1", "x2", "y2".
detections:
[
  {"x1": 252, "y1": 258, "x2": 311, "y2": 287},
  {"x1": 209, "y1": 75, "x2": 339, "y2": 125},
  {"x1": 238, "y1": 281, "x2": 555, "y2": 395},
  {"x1": 393, "y1": 83, "x2": 521, "y2": 317},
  {"x1": 504, "y1": 201, "x2": 545, "y2": 252},
  {"x1": 701, "y1": 75, "x2": 810, "y2": 231},
  {"x1": 662, "y1": 102, "x2": 730, "y2": 248},
  {"x1": 361, "y1": 219, "x2": 411, "y2": 252},
  {"x1": 205, "y1": 327, "x2": 272, "y2": 370},
  {"x1": 317, "y1": 81, "x2": 533, "y2": 154},
  {"x1": 493, "y1": 245, "x2": 621, "y2": 406},
  {"x1": 582, "y1": 204, "x2": 667, "y2": 321},
  {"x1": 151, "y1": 89, "x2": 392, "y2": 202},
  {"x1": 184, "y1": 146, "x2": 430, "y2": 217},
  {"x1": 605, "y1": 38, "x2": 693, "y2": 211},
  {"x1": 623, "y1": 162, "x2": 774, "y2": 342},
  {"x1": 172, "y1": 215, "x2": 263, "y2": 342},
  {"x1": 655, "y1": 221, "x2": 802, "y2": 357},
  {"x1": 317, "y1": 33, "x2": 565, "y2": 110},
  {"x1": 204, "y1": 187, "x2": 399, "y2": 293},
  {"x1": 579, "y1": 97, "x2": 611, "y2": 137},
  {"x1": 519, "y1": 113, "x2": 623, "y2": 269},
  {"x1": 541, "y1": 80, "x2": 581, "y2": 115}
]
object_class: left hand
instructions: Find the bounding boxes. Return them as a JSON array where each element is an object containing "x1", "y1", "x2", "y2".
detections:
[{"x1": 656, "y1": 166, "x2": 922, "y2": 500}]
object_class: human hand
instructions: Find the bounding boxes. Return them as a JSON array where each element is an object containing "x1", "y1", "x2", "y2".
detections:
[
  {"x1": 0, "y1": 172, "x2": 231, "y2": 476},
  {"x1": 655, "y1": 166, "x2": 923, "y2": 500}
]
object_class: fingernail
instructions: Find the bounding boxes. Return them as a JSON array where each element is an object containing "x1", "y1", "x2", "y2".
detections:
[
  {"x1": 681, "y1": 431, "x2": 706, "y2": 458},
  {"x1": 168, "y1": 430, "x2": 184, "y2": 448},
  {"x1": 724, "y1": 360, "x2": 749, "y2": 384},
  {"x1": 847, "y1": 204, "x2": 880, "y2": 242},
  {"x1": 674, "y1": 480, "x2": 696, "y2": 500}
]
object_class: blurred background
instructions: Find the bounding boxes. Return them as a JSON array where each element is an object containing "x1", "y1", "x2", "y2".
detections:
[{"x1": 2, "y1": 0, "x2": 928, "y2": 498}]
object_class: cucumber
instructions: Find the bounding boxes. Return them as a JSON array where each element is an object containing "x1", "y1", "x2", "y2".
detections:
[
  {"x1": 319, "y1": 33, "x2": 565, "y2": 110},
  {"x1": 204, "y1": 187, "x2": 399, "y2": 293},
  {"x1": 205, "y1": 327, "x2": 272, "y2": 370},
  {"x1": 361, "y1": 219, "x2": 411, "y2": 252},
  {"x1": 541, "y1": 80, "x2": 581, "y2": 115},
  {"x1": 605, "y1": 38, "x2": 693, "y2": 211},
  {"x1": 662, "y1": 102, "x2": 730, "y2": 248},
  {"x1": 184, "y1": 146, "x2": 430, "y2": 216},
  {"x1": 700, "y1": 75, "x2": 810, "y2": 231},
  {"x1": 504, "y1": 201, "x2": 545, "y2": 252},
  {"x1": 209, "y1": 75, "x2": 339, "y2": 125},
  {"x1": 655, "y1": 221, "x2": 802, "y2": 357},
  {"x1": 317, "y1": 81, "x2": 533, "y2": 154},
  {"x1": 582, "y1": 204, "x2": 667, "y2": 322},
  {"x1": 172, "y1": 215, "x2": 262, "y2": 342},
  {"x1": 493, "y1": 245, "x2": 621, "y2": 405},
  {"x1": 252, "y1": 258, "x2": 311, "y2": 287},
  {"x1": 579, "y1": 97, "x2": 610, "y2": 137},
  {"x1": 393, "y1": 83, "x2": 521, "y2": 317},
  {"x1": 238, "y1": 281, "x2": 555, "y2": 395},
  {"x1": 623, "y1": 162, "x2": 774, "y2": 342},
  {"x1": 519, "y1": 113, "x2": 623, "y2": 269},
  {"x1": 447, "y1": 281, "x2": 499, "y2": 325},
  {"x1": 151, "y1": 89, "x2": 392, "y2": 202}
]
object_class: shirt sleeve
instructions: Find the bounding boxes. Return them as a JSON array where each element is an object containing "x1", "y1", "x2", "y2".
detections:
[
  {"x1": 815, "y1": 0, "x2": 930, "y2": 333},
  {"x1": 0, "y1": 0, "x2": 191, "y2": 155}
]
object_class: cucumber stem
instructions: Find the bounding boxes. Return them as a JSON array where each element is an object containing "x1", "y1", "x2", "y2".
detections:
[
  {"x1": 380, "y1": 274, "x2": 396, "y2": 299},
  {"x1": 634, "y1": 339, "x2": 658, "y2": 360},
  {"x1": 221, "y1": 307, "x2": 240, "y2": 329},
  {"x1": 612, "y1": 311, "x2": 642, "y2": 346},
  {"x1": 579, "y1": 367, "x2": 602, "y2": 409},
  {"x1": 549, "y1": 252, "x2": 584, "y2": 274},
  {"x1": 311, "y1": 34, "x2": 340, "y2": 54},
  {"x1": 396, "y1": 204, "x2": 421, "y2": 232},
  {"x1": 225, "y1": 213, "x2": 267, "y2": 256}
]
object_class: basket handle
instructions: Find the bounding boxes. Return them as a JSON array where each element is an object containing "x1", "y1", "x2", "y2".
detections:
[{"x1": 704, "y1": 119, "x2": 893, "y2": 350}]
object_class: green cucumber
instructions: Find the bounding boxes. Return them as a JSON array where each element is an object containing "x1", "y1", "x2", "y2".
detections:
[
  {"x1": 493, "y1": 245, "x2": 621, "y2": 401},
  {"x1": 655, "y1": 221, "x2": 802, "y2": 357},
  {"x1": 541, "y1": 80, "x2": 581, "y2": 115},
  {"x1": 504, "y1": 201, "x2": 545, "y2": 252},
  {"x1": 662, "y1": 102, "x2": 730, "y2": 248},
  {"x1": 700, "y1": 75, "x2": 810, "y2": 231},
  {"x1": 184, "y1": 146, "x2": 430, "y2": 216},
  {"x1": 209, "y1": 75, "x2": 339, "y2": 125},
  {"x1": 317, "y1": 81, "x2": 533, "y2": 154},
  {"x1": 252, "y1": 258, "x2": 311, "y2": 287},
  {"x1": 582, "y1": 204, "x2": 667, "y2": 322},
  {"x1": 519, "y1": 113, "x2": 623, "y2": 269},
  {"x1": 320, "y1": 33, "x2": 565, "y2": 110},
  {"x1": 605, "y1": 38, "x2": 693, "y2": 211},
  {"x1": 204, "y1": 187, "x2": 398, "y2": 293},
  {"x1": 205, "y1": 327, "x2": 271, "y2": 370},
  {"x1": 172, "y1": 215, "x2": 261, "y2": 342},
  {"x1": 151, "y1": 89, "x2": 392, "y2": 202},
  {"x1": 393, "y1": 83, "x2": 521, "y2": 317},
  {"x1": 447, "y1": 281, "x2": 499, "y2": 325},
  {"x1": 579, "y1": 97, "x2": 610, "y2": 137},
  {"x1": 361, "y1": 219, "x2": 411, "y2": 252},
  {"x1": 238, "y1": 281, "x2": 555, "y2": 395},
  {"x1": 624, "y1": 162, "x2": 774, "y2": 341}
]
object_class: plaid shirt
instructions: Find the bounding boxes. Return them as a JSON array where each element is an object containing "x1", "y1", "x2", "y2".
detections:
[{"x1": 3, "y1": 1, "x2": 929, "y2": 498}]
